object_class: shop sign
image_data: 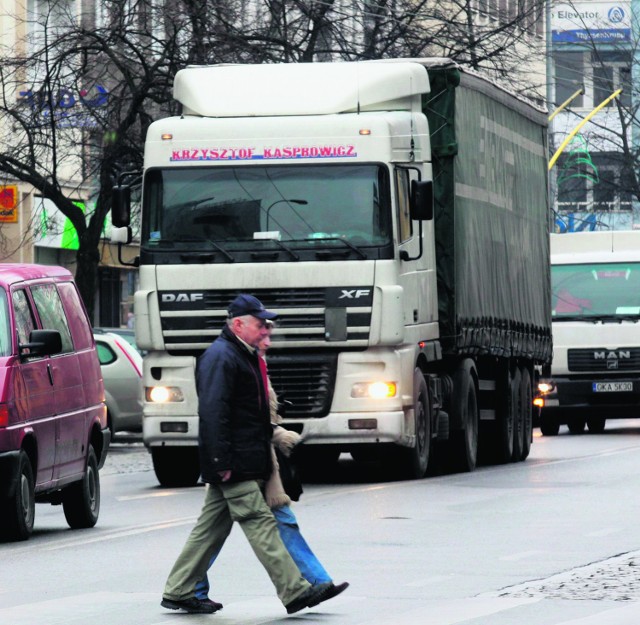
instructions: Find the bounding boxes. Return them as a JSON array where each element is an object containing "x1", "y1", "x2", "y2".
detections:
[{"x1": 0, "y1": 185, "x2": 18, "y2": 223}]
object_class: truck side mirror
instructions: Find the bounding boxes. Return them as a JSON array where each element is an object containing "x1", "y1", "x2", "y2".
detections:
[
  {"x1": 112, "y1": 185, "x2": 131, "y2": 228},
  {"x1": 410, "y1": 180, "x2": 433, "y2": 221}
]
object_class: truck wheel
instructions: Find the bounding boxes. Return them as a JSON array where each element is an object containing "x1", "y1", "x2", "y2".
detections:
[
  {"x1": 587, "y1": 417, "x2": 606, "y2": 433},
  {"x1": 519, "y1": 367, "x2": 533, "y2": 461},
  {"x1": 492, "y1": 367, "x2": 514, "y2": 464},
  {"x1": 0, "y1": 450, "x2": 35, "y2": 541},
  {"x1": 511, "y1": 368, "x2": 523, "y2": 461},
  {"x1": 539, "y1": 413, "x2": 560, "y2": 436},
  {"x1": 399, "y1": 369, "x2": 432, "y2": 479},
  {"x1": 152, "y1": 447, "x2": 201, "y2": 487},
  {"x1": 448, "y1": 362, "x2": 478, "y2": 473},
  {"x1": 568, "y1": 418, "x2": 586, "y2": 434},
  {"x1": 63, "y1": 445, "x2": 100, "y2": 529}
]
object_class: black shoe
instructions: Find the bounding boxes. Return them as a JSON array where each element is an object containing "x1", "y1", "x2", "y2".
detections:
[
  {"x1": 161, "y1": 597, "x2": 216, "y2": 614},
  {"x1": 285, "y1": 582, "x2": 333, "y2": 614},
  {"x1": 308, "y1": 581, "x2": 349, "y2": 607},
  {"x1": 198, "y1": 598, "x2": 223, "y2": 612}
]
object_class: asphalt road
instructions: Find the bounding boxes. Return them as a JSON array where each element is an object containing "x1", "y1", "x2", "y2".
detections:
[{"x1": 2, "y1": 422, "x2": 640, "y2": 624}]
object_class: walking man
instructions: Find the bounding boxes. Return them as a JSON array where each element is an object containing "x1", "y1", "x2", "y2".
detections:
[{"x1": 161, "y1": 294, "x2": 332, "y2": 614}]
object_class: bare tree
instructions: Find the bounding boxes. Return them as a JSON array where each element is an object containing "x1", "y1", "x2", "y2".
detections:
[{"x1": 0, "y1": 0, "x2": 546, "y2": 314}]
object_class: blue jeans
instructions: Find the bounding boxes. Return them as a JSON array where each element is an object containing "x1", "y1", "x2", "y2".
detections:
[{"x1": 195, "y1": 504, "x2": 332, "y2": 599}]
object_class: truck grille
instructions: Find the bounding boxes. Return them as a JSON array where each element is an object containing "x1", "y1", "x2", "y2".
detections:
[
  {"x1": 568, "y1": 348, "x2": 640, "y2": 372},
  {"x1": 159, "y1": 287, "x2": 371, "y2": 355},
  {"x1": 267, "y1": 353, "x2": 338, "y2": 418}
]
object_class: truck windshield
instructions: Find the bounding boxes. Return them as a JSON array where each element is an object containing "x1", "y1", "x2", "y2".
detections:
[
  {"x1": 552, "y1": 262, "x2": 640, "y2": 319},
  {"x1": 142, "y1": 164, "x2": 391, "y2": 249}
]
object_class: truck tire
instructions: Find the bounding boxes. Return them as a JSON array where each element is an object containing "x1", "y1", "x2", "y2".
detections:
[
  {"x1": 587, "y1": 416, "x2": 606, "y2": 433},
  {"x1": 492, "y1": 367, "x2": 514, "y2": 464},
  {"x1": 0, "y1": 450, "x2": 35, "y2": 541},
  {"x1": 539, "y1": 412, "x2": 560, "y2": 436},
  {"x1": 519, "y1": 367, "x2": 533, "y2": 461},
  {"x1": 448, "y1": 361, "x2": 478, "y2": 473},
  {"x1": 568, "y1": 418, "x2": 586, "y2": 434},
  {"x1": 398, "y1": 368, "x2": 432, "y2": 479},
  {"x1": 152, "y1": 447, "x2": 201, "y2": 487},
  {"x1": 63, "y1": 445, "x2": 100, "y2": 529},
  {"x1": 511, "y1": 368, "x2": 523, "y2": 461}
]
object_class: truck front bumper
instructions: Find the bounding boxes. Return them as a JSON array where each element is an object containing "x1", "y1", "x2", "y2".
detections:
[
  {"x1": 540, "y1": 376, "x2": 640, "y2": 419},
  {"x1": 285, "y1": 410, "x2": 409, "y2": 447},
  {"x1": 143, "y1": 415, "x2": 200, "y2": 447}
]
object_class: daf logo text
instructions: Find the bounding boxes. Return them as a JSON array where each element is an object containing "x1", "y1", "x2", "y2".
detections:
[{"x1": 162, "y1": 293, "x2": 204, "y2": 303}]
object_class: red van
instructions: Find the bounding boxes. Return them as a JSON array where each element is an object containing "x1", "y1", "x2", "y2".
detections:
[{"x1": 0, "y1": 264, "x2": 109, "y2": 541}]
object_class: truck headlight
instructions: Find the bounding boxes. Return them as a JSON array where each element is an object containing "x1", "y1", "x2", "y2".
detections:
[
  {"x1": 537, "y1": 381, "x2": 556, "y2": 395},
  {"x1": 351, "y1": 381, "x2": 397, "y2": 399},
  {"x1": 146, "y1": 386, "x2": 185, "y2": 403}
]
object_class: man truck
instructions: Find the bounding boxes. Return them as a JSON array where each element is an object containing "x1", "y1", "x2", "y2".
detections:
[
  {"x1": 112, "y1": 59, "x2": 552, "y2": 486},
  {"x1": 538, "y1": 230, "x2": 640, "y2": 435}
]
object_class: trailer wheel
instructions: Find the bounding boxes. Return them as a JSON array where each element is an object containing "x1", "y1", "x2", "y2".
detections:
[
  {"x1": 511, "y1": 368, "x2": 523, "y2": 461},
  {"x1": 492, "y1": 367, "x2": 515, "y2": 464},
  {"x1": 519, "y1": 367, "x2": 533, "y2": 461},
  {"x1": 152, "y1": 447, "x2": 201, "y2": 487},
  {"x1": 448, "y1": 362, "x2": 478, "y2": 473},
  {"x1": 539, "y1": 413, "x2": 560, "y2": 436},
  {"x1": 587, "y1": 417, "x2": 606, "y2": 433}
]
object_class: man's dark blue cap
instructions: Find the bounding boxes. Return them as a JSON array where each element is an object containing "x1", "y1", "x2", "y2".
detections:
[{"x1": 228, "y1": 294, "x2": 278, "y2": 320}]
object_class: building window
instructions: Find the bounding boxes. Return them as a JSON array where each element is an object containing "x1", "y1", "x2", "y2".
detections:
[
  {"x1": 557, "y1": 152, "x2": 633, "y2": 213},
  {"x1": 554, "y1": 50, "x2": 632, "y2": 110}
]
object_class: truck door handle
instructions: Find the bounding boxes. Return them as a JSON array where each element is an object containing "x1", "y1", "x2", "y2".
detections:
[{"x1": 47, "y1": 363, "x2": 54, "y2": 386}]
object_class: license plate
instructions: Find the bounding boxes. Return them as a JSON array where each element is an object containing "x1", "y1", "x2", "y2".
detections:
[{"x1": 593, "y1": 382, "x2": 633, "y2": 392}]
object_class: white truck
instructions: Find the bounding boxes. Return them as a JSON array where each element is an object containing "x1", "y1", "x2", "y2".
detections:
[
  {"x1": 112, "y1": 59, "x2": 552, "y2": 486},
  {"x1": 538, "y1": 230, "x2": 640, "y2": 435}
]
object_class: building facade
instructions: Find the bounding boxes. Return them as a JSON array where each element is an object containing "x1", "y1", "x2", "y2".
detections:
[{"x1": 549, "y1": 1, "x2": 637, "y2": 232}]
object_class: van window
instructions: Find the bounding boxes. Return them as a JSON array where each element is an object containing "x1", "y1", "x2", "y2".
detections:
[
  {"x1": 12, "y1": 289, "x2": 36, "y2": 347},
  {"x1": 31, "y1": 284, "x2": 74, "y2": 353},
  {"x1": 57, "y1": 282, "x2": 93, "y2": 350},
  {"x1": 0, "y1": 290, "x2": 11, "y2": 356}
]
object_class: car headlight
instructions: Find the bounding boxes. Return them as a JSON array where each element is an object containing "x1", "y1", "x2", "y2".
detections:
[
  {"x1": 146, "y1": 386, "x2": 184, "y2": 403},
  {"x1": 351, "y1": 381, "x2": 397, "y2": 399}
]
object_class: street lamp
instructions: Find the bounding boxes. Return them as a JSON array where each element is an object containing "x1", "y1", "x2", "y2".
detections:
[{"x1": 265, "y1": 199, "x2": 308, "y2": 230}]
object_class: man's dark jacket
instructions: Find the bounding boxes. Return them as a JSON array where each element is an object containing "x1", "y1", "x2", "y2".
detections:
[{"x1": 196, "y1": 325, "x2": 272, "y2": 483}]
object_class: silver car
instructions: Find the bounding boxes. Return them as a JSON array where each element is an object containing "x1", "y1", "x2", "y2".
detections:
[{"x1": 93, "y1": 330, "x2": 143, "y2": 436}]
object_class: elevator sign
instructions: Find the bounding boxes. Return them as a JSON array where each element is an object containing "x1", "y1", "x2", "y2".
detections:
[{"x1": 551, "y1": 1, "x2": 630, "y2": 43}]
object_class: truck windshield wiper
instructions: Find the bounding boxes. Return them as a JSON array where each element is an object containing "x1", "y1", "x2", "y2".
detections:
[
  {"x1": 172, "y1": 236, "x2": 235, "y2": 262},
  {"x1": 306, "y1": 237, "x2": 367, "y2": 259},
  {"x1": 554, "y1": 313, "x2": 640, "y2": 323}
]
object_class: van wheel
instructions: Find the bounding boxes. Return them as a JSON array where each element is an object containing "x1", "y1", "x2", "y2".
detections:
[
  {"x1": 0, "y1": 450, "x2": 35, "y2": 541},
  {"x1": 63, "y1": 446, "x2": 100, "y2": 529},
  {"x1": 152, "y1": 447, "x2": 201, "y2": 487}
]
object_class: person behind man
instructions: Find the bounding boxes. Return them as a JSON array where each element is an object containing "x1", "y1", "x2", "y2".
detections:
[
  {"x1": 161, "y1": 294, "x2": 332, "y2": 614},
  {"x1": 195, "y1": 324, "x2": 349, "y2": 607}
]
